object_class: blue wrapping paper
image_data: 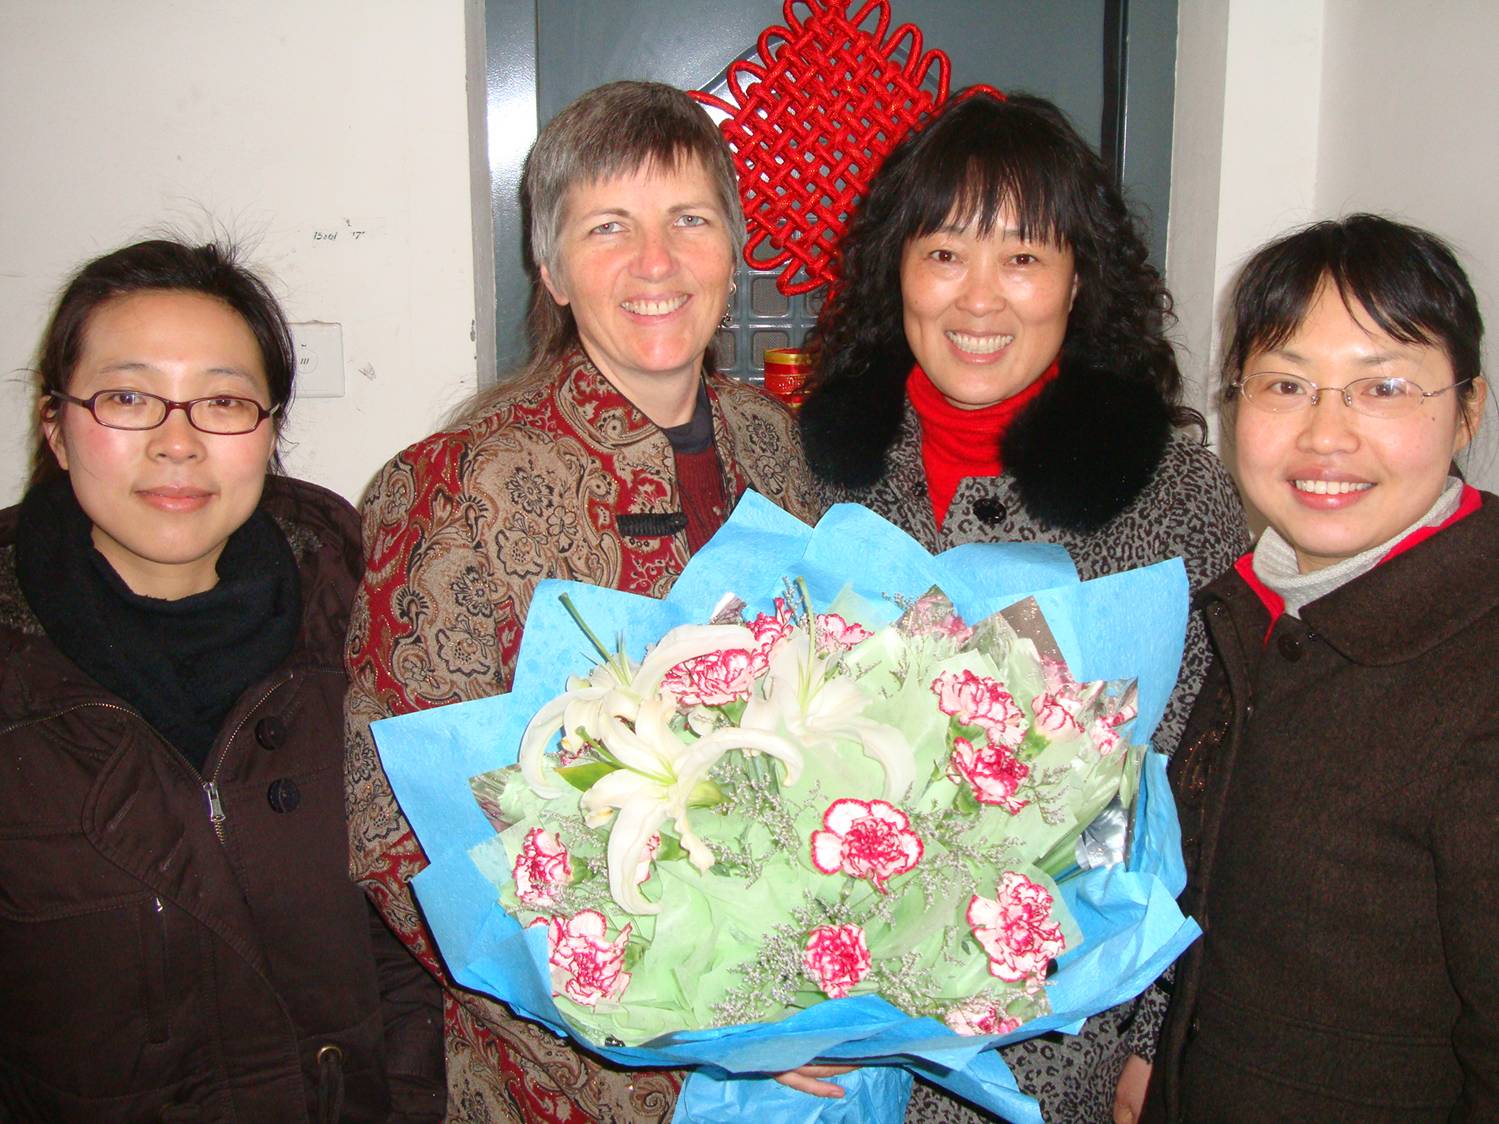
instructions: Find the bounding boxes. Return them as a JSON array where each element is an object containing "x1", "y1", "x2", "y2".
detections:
[{"x1": 371, "y1": 493, "x2": 1200, "y2": 1122}]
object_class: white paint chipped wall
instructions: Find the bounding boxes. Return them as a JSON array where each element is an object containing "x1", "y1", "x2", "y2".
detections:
[{"x1": 0, "y1": 1, "x2": 479, "y2": 505}]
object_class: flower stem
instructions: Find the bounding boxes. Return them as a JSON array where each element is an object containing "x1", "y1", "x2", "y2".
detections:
[{"x1": 560, "y1": 592, "x2": 613, "y2": 663}]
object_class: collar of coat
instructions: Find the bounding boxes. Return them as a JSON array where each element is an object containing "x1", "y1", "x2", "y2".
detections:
[
  {"x1": 1201, "y1": 492, "x2": 1499, "y2": 667},
  {"x1": 801, "y1": 356, "x2": 1174, "y2": 533}
]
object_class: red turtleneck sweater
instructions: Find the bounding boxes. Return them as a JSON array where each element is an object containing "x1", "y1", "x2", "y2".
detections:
[{"x1": 906, "y1": 359, "x2": 1060, "y2": 529}]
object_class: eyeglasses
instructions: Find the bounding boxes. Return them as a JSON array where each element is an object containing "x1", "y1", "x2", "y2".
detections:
[
  {"x1": 1229, "y1": 372, "x2": 1474, "y2": 419},
  {"x1": 50, "y1": 389, "x2": 278, "y2": 435}
]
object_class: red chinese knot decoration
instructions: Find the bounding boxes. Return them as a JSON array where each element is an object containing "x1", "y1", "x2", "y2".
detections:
[{"x1": 692, "y1": 0, "x2": 1000, "y2": 295}]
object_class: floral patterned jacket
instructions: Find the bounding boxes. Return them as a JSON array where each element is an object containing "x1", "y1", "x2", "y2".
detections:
[{"x1": 344, "y1": 352, "x2": 819, "y2": 1124}]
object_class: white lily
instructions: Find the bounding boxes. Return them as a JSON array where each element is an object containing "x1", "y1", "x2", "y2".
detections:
[
  {"x1": 517, "y1": 619, "x2": 805, "y2": 914},
  {"x1": 742, "y1": 629, "x2": 916, "y2": 802},
  {"x1": 518, "y1": 622, "x2": 756, "y2": 798},
  {"x1": 581, "y1": 694, "x2": 804, "y2": 914}
]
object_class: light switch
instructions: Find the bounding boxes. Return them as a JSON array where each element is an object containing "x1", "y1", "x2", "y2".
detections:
[{"x1": 291, "y1": 322, "x2": 344, "y2": 398}]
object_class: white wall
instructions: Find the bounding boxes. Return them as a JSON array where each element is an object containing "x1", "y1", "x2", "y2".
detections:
[
  {"x1": 0, "y1": 1, "x2": 479, "y2": 506},
  {"x1": 1315, "y1": 0, "x2": 1499, "y2": 486},
  {"x1": 1167, "y1": 0, "x2": 1325, "y2": 444},
  {"x1": 1167, "y1": 0, "x2": 1499, "y2": 488}
]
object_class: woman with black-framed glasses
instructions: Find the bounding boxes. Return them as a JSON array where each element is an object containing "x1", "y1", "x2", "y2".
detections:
[
  {"x1": 0, "y1": 239, "x2": 442, "y2": 1122},
  {"x1": 1147, "y1": 215, "x2": 1499, "y2": 1120}
]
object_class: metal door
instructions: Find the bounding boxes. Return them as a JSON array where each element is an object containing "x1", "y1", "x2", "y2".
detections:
[{"x1": 481, "y1": 0, "x2": 1176, "y2": 379}]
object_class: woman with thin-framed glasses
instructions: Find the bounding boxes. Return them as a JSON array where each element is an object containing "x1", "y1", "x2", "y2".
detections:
[
  {"x1": 0, "y1": 239, "x2": 443, "y2": 1122},
  {"x1": 1146, "y1": 214, "x2": 1499, "y2": 1120}
]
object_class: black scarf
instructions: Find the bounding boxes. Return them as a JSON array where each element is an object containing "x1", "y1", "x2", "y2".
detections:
[{"x1": 15, "y1": 476, "x2": 301, "y2": 772}]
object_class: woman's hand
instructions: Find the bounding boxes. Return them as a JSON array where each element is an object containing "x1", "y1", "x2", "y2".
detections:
[
  {"x1": 1113, "y1": 1054, "x2": 1152, "y2": 1123},
  {"x1": 773, "y1": 1063, "x2": 857, "y2": 1098}
]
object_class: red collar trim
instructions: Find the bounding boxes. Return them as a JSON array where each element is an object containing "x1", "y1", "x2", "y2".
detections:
[
  {"x1": 1379, "y1": 483, "x2": 1482, "y2": 564},
  {"x1": 1234, "y1": 552, "x2": 1284, "y2": 642},
  {"x1": 1234, "y1": 485, "x2": 1482, "y2": 642}
]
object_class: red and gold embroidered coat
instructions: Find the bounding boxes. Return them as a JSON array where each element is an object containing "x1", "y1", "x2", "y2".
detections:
[{"x1": 344, "y1": 352, "x2": 819, "y2": 1123}]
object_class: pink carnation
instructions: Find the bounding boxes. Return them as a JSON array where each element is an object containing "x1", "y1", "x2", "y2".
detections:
[
  {"x1": 1088, "y1": 717, "x2": 1123, "y2": 756},
  {"x1": 803, "y1": 923, "x2": 872, "y2": 998},
  {"x1": 1039, "y1": 656, "x2": 1076, "y2": 695},
  {"x1": 512, "y1": 827, "x2": 573, "y2": 907},
  {"x1": 967, "y1": 872, "x2": 1066, "y2": 983},
  {"x1": 814, "y1": 612, "x2": 873, "y2": 652},
  {"x1": 746, "y1": 601, "x2": 795, "y2": 675},
  {"x1": 949, "y1": 736, "x2": 1030, "y2": 813},
  {"x1": 661, "y1": 647, "x2": 755, "y2": 707},
  {"x1": 944, "y1": 996, "x2": 1023, "y2": 1037},
  {"x1": 1031, "y1": 691, "x2": 1085, "y2": 737},
  {"x1": 903, "y1": 592, "x2": 975, "y2": 644},
  {"x1": 932, "y1": 669, "x2": 1025, "y2": 746},
  {"x1": 538, "y1": 909, "x2": 632, "y2": 1007},
  {"x1": 810, "y1": 798, "x2": 923, "y2": 892}
]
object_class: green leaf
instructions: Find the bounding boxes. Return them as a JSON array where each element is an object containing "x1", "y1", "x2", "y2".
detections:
[
  {"x1": 556, "y1": 761, "x2": 621, "y2": 792},
  {"x1": 1019, "y1": 728, "x2": 1051, "y2": 759},
  {"x1": 951, "y1": 718, "x2": 986, "y2": 742},
  {"x1": 654, "y1": 834, "x2": 689, "y2": 863},
  {"x1": 953, "y1": 784, "x2": 981, "y2": 814},
  {"x1": 718, "y1": 698, "x2": 748, "y2": 723}
]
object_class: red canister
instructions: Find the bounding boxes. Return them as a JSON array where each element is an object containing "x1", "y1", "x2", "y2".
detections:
[{"x1": 763, "y1": 347, "x2": 811, "y2": 410}]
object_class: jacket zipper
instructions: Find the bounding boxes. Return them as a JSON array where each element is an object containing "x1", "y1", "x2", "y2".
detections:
[
  {"x1": 202, "y1": 674, "x2": 293, "y2": 846},
  {"x1": 204, "y1": 781, "x2": 227, "y2": 843},
  {"x1": 9, "y1": 674, "x2": 292, "y2": 847}
]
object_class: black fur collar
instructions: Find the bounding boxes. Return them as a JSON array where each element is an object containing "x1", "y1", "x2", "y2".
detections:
[{"x1": 801, "y1": 358, "x2": 1173, "y2": 534}]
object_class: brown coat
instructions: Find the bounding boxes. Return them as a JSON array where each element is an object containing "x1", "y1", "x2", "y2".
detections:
[
  {"x1": 1152, "y1": 495, "x2": 1499, "y2": 1121},
  {"x1": 0, "y1": 475, "x2": 442, "y2": 1123},
  {"x1": 344, "y1": 354, "x2": 821, "y2": 1123}
]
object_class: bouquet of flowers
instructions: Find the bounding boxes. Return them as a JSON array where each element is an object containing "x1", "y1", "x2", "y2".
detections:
[{"x1": 372, "y1": 495, "x2": 1198, "y2": 1123}]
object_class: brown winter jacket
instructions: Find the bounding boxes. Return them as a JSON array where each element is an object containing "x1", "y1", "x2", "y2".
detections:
[
  {"x1": 0, "y1": 475, "x2": 443, "y2": 1123},
  {"x1": 1151, "y1": 493, "x2": 1499, "y2": 1121}
]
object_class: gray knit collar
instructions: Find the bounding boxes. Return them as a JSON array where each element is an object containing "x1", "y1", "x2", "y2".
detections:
[{"x1": 1252, "y1": 477, "x2": 1464, "y2": 618}]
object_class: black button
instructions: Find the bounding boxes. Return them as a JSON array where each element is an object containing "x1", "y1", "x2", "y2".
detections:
[
  {"x1": 267, "y1": 778, "x2": 301, "y2": 814},
  {"x1": 972, "y1": 498, "x2": 1008, "y2": 526},
  {"x1": 255, "y1": 716, "x2": 287, "y2": 750},
  {"x1": 1277, "y1": 634, "x2": 1303, "y2": 661}
]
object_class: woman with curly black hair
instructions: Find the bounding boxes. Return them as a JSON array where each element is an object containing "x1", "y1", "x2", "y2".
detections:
[{"x1": 799, "y1": 91, "x2": 1247, "y2": 1123}]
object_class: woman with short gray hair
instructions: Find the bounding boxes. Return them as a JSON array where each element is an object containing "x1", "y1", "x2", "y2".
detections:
[{"x1": 345, "y1": 80, "x2": 819, "y2": 1123}]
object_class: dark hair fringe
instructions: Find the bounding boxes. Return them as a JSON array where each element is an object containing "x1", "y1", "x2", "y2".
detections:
[
  {"x1": 30, "y1": 238, "x2": 294, "y2": 488},
  {"x1": 1222, "y1": 213, "x2": 1484, "y2": 406},
  {"x1": 803, "y1": 91, "x2": 1199, "y2": 485}
]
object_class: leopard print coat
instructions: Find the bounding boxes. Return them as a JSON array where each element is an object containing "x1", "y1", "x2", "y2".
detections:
[
  {"x1": 817, "y1": 400, "x2": 1248, "y2": 1123},
  {"x1": 344, "y1": 352, "x2": 819, "y2": 1124}
]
